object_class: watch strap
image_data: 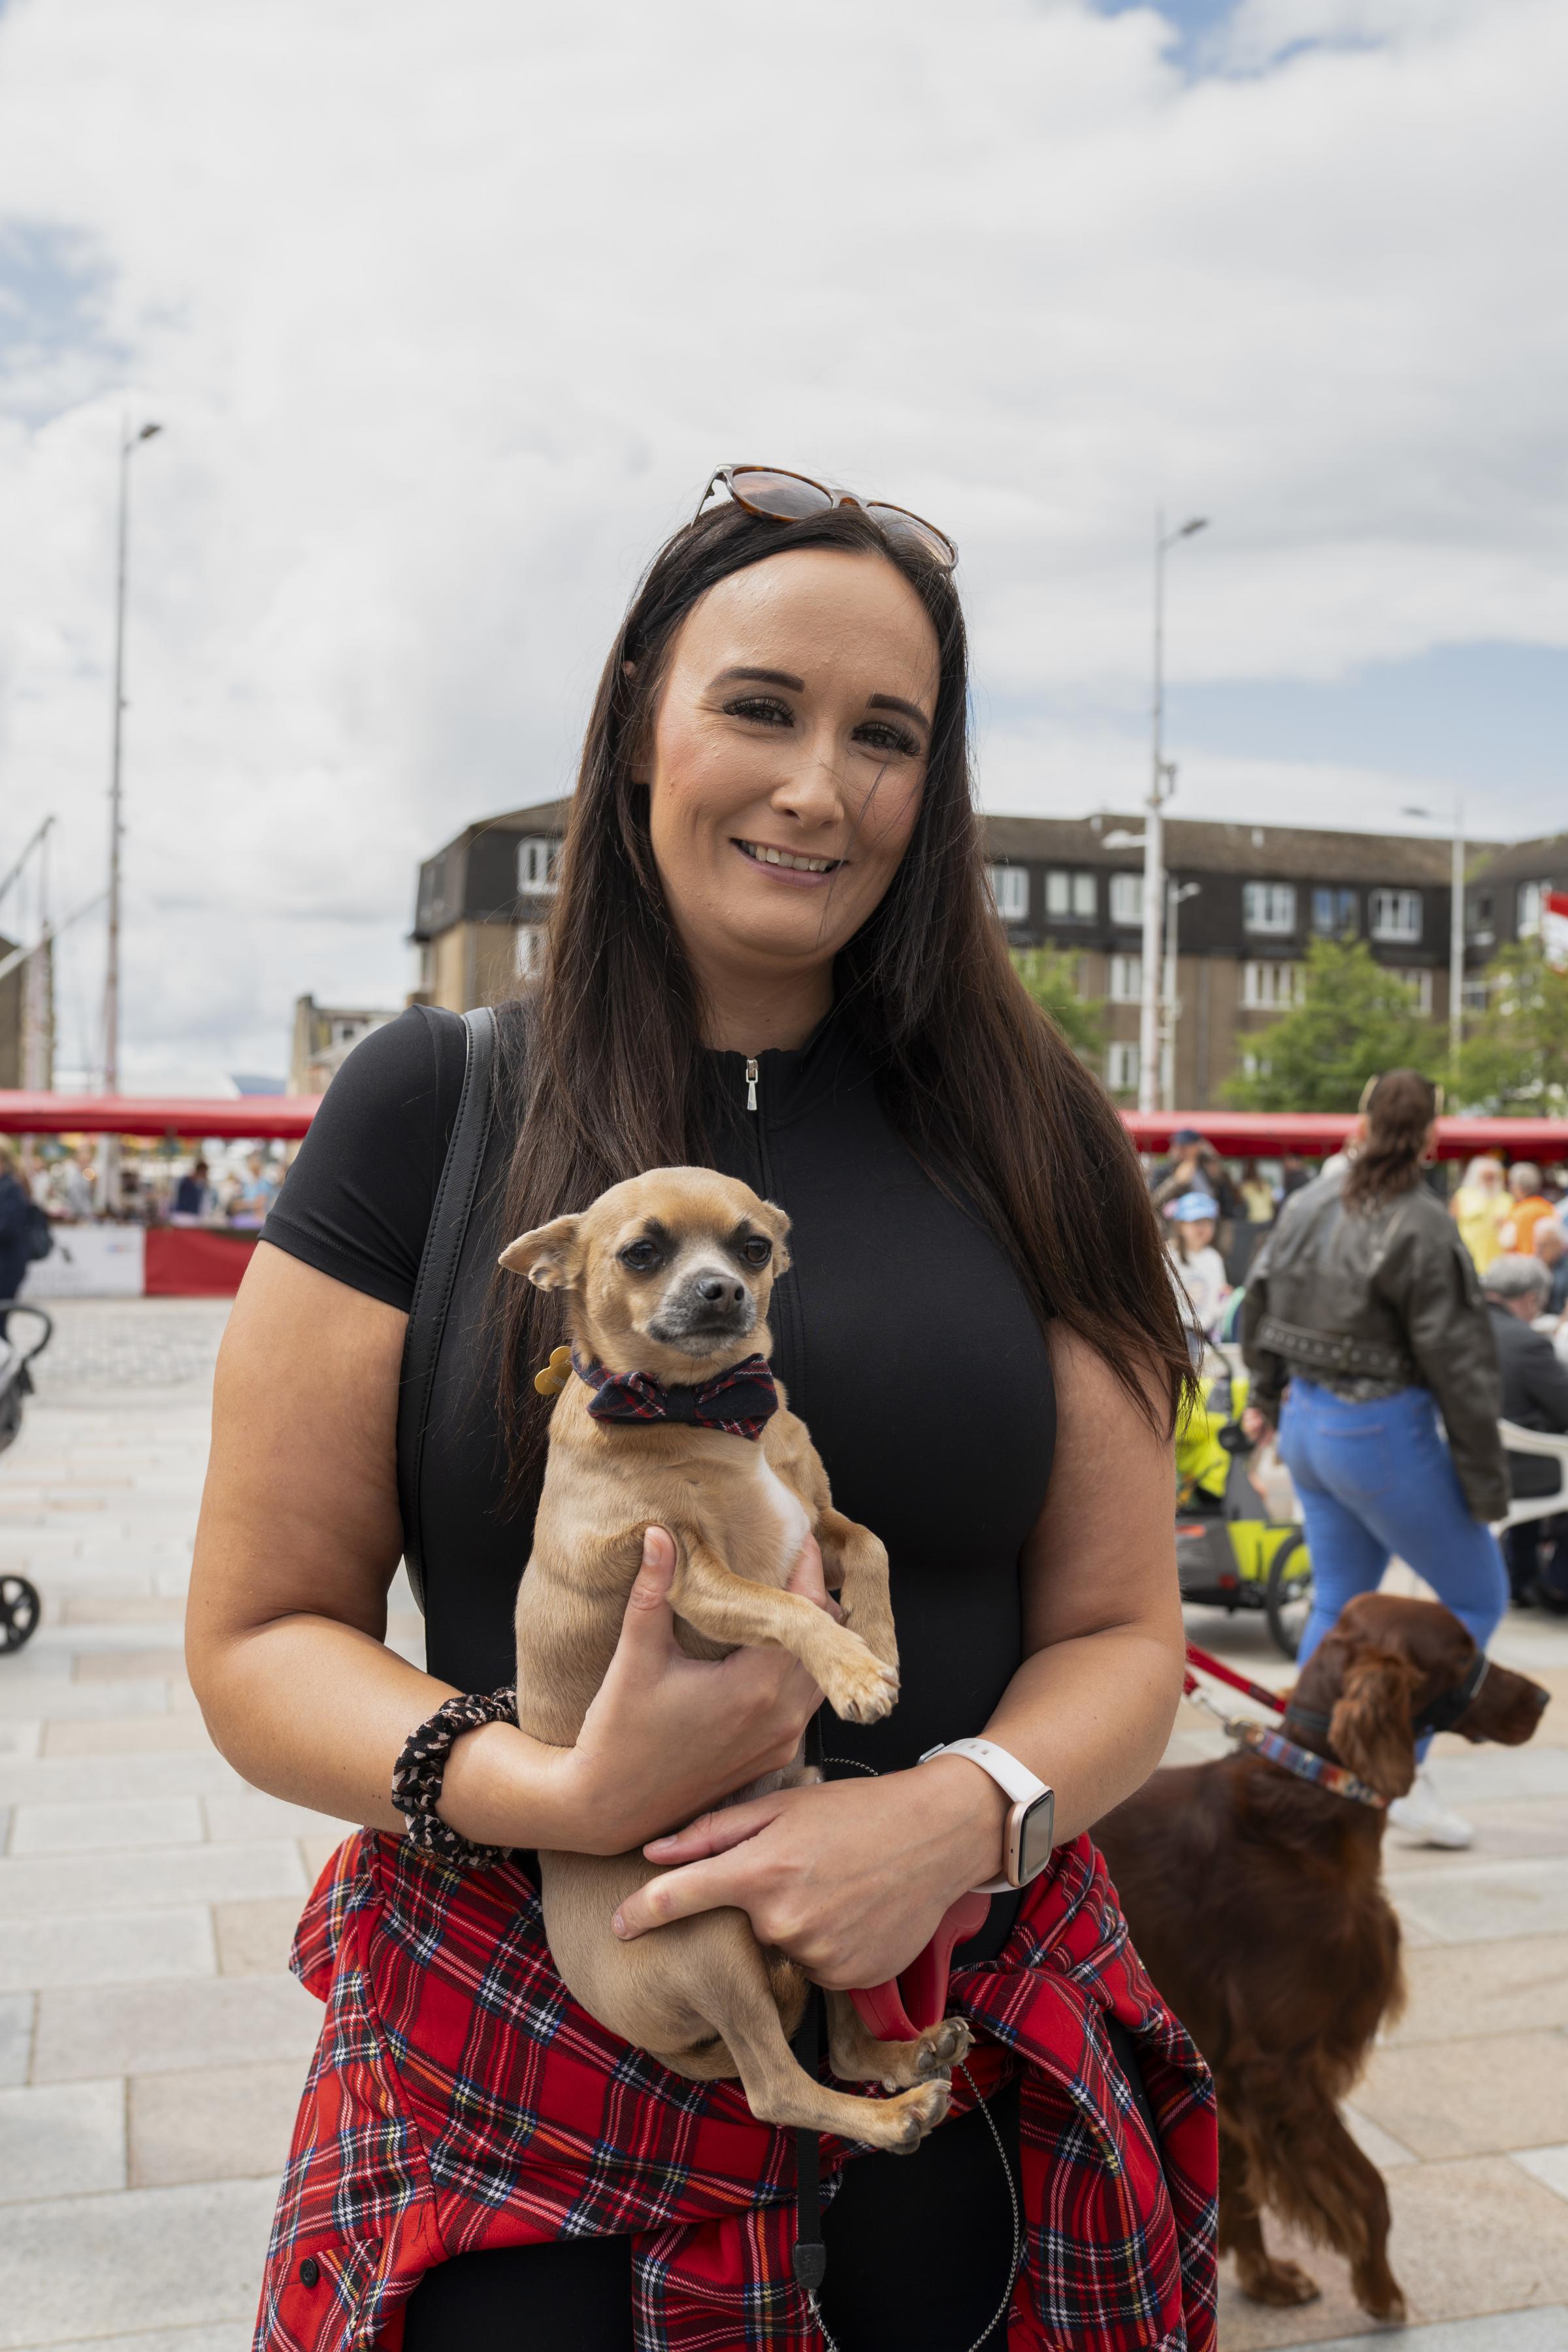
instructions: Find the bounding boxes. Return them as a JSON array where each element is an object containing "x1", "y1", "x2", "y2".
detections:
[{"x1": 920, "y1": 1737, "x2": 1053, "y2": 1894}]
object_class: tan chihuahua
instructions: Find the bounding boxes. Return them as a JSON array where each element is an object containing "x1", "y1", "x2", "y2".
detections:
[{"x1": 500, "y1": 1165, "x2": 968, "y2": 2151}]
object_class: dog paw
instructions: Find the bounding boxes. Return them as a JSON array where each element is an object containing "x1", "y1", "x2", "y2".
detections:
[
  {"x1": 1239, "y1": 2259, "x2": 1320, "y2": 2308},
  {"x1": 822, "y1": 1642, "x2": 899, "y2": 1725},
  {"x1": 879, "y1": 2016, "x2": 972, "y2": 2092},
  {"x1": 885, "y1": 2077, "x2": 951, "y2": 2153},
  {"x1": 1354, "y1": 2277, "x2": 1406, "y2": 2324}
]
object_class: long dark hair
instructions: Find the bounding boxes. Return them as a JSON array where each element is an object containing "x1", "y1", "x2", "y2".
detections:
[
  {"x1": 1342, "y1": 1070, "x2": 1439, "y2": 1211},
  {"x1": 491, "y1": 498, "x2": 1190, "y2": 1499}
]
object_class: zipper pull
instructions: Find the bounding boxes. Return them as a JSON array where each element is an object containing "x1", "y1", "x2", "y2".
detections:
[{"x1": 744, "y1": 1056, "x2": 759, "y2": 1113}]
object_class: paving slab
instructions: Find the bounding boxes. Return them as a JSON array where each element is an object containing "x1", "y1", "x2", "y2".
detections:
[
  {"x1": 201, "y1": 1790, "x2": 362, "y2": 1845},
  {"x1": 8, "y1": 1797, "x2": 204, "y2": 1855},
  {"x1": 1384, "y1": 2153, "x2": 1568, "y2": 2319},
  {"x1": 0, "y1": 1752, "x2": 243, "y2": 1805},
  {"x1": 0, "y1": 2176, "x2": 279, "y2": 2349},
  {"x1": 1514, "y1": 2145, "x2": 1568, "y2": 2203},
  {"x1": 1394, "y1": 1857, "x2": 1568, "y2": 1944},
  {"x1": 0, "y1": 1993, "x2": 33, "y2": 2087},
  {"x1": 7, "y1": 2330, "x2": 252, "y2": 2352},
  {"x1": 60, "y1": 1594, "x2": 187, "y2": 1625},
  {"x1": 1355, "y1": 2030, "x2": 1568, "y2": 2159},
  {"x1": 42, "y1": 1715, "x2": 217, "y2": 1757},
  {"x1": 0, "y1": 1906, "x2": 214, "y2": 1994},
  {"x1": 1424, "y1": 1747, "x2": 1568, "y2": 1805},
  {"x1": 1385, "y1": 1935, "x2": 1568, "y2": 2043},
  {"x1": 1381, "y1": 1796, "x2": 1568, "y2": 1872},
  {"x1": 0, "y1": 2078, "x2": 126, "y2": 2202},
  {"x1": 0, "y1": 1680, "x2": 174, "y2": 1724},
  {"x1": 130, "y1": 2059, "x2": 304, "y2": 2186},
  {"x1": 0, "y1": 1842, "x2": 304, "y2": 1916},
  {"x1": 73, "y1": 1646, "x2": 191, "y2": 1683},
  {"x1": 32, "y1": 1974, "x2": 321, "y2": 2083},
  {"x1": 212, "y1": 1897, "x2": 306, "y2": 1978},
  {"x1": 0, "y1": 1723, "x2": 41, "y2": 1759},
  {"x1": 1276, "y1": 2312, "x2": 1568, "y2": 2352}
]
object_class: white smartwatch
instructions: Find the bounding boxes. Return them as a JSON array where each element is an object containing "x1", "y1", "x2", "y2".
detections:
[{"x1": 920, "y1": 1737, "x2": 1056, "y2": 1895}]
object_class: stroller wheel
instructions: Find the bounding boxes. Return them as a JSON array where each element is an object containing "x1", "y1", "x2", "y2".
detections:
[
  {"x1": 0, "y1": 1573, "x2": 41, "y2": 1655},
  {"x1": 1265, "y1": 1536, "x2": 1313, "y2": 1661}
]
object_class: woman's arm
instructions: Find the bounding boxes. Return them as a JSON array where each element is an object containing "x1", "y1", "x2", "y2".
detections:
[
  {"x1": 612, "y1": 1327, "x2": 1183, "y2": 1987},
  {"x1": 187, "y1": 1245, "x2": 835, "y2": 1857}
]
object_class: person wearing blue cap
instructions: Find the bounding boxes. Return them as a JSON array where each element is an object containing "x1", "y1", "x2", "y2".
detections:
[{"x1": 1167, "y1": 1189, "x2": 1230, "y2": 1360}]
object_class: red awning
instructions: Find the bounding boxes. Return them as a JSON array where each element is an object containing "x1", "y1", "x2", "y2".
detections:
[{"x1": 0, "y1": 1093, "x2": 321, "y2": 1139}]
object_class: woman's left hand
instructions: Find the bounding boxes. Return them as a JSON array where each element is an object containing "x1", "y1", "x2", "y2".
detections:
[{"x1": 610, "y1": 1757, "x2": 1007, "y2": 1989}]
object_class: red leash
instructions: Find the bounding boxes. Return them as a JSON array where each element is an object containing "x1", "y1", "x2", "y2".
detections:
[{"x1": 1183, "y1": 1641, "x2": 1288, "y2": 1715}]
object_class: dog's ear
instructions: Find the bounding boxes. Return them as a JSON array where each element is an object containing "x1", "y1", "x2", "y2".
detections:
[
  {"x1": 757, "y1": 1198, "x2": 792, "y2": 1275},
  {"x1": 498, "y1": 1215, "x2": 583, "y2": 1291},
  {"x1": 1329, "y1": 1648, "x2": 1421, "y2": 1801}
]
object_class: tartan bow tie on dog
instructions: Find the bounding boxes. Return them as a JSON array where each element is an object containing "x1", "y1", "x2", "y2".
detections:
[{"x1": 570, "y1": 1347, "x2": 779, "y2": 1441}]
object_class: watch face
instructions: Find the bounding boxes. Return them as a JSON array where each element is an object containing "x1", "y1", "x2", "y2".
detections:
[{"x1": 1017, "y1": 1789, "x2": 1056, "y2": 1883}]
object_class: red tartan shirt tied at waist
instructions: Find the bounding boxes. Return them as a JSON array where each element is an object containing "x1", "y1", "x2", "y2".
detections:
[{"x1": 254, "y1": 1829, "x2": 1218, "y2": 2352}]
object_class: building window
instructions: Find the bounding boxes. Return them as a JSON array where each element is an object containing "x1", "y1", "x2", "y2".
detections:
[
  {"x1": 1045, "y1": 869, "x2": 1096, "y2": 921},
  {"x1": 517, "y1": 836, "x2": 561, "y2": 896},
  {"x1": 1311, "y1": 887, "x2": 1356, "y2": 937},
  {"x1": 331, "y1": 1020, "x2": 363, "y2": 1046},
  {"x1": 1369, "y1": 887, "x2": 1422, "y2": 943},
  {"x1": 1105, "y1": 1041, "x2": 1141, "y2": 1094},
  {"x1": 1398, "y1": 968, "x2": 1434, "y2": 1015},
  {"x1": 1108, "y1": 954, "x2": 1143, "y2": 1004},
  {"x1": 986, "y1": 865, "x2": 1030, "y2": 923},
  {"x1": 1465, "y1": 888, "x2": 1495, "y2": 943},
  {"x1": 1242, "y1": 961, "x2": 1304, "y2": 1011},
  {"x1": 1109, "y1": 872, "x2": 1143, "y2": 926},
  {"x1": 1518, "y1": 879, "x2": 1550, "y2": 938},
  {"x1": 1462, "y1": 975, "x2": 1492, "y2": 1016},
  {"x1": 1243, "y1": 881, "x2": 1297, "y2": 935},
  {"x1": 515, "y1": 925, "x2": 547, "y2": 981}
]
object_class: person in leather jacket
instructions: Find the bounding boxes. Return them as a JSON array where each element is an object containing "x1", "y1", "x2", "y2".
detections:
[{"x1": 1241, "y1": 1070, "x2": 1509, "y2": 1847}]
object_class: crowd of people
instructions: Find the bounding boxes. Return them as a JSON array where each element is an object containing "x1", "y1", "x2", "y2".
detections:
[
  {"x1": 2, "y1": 1143, "x2": 287, "y2": 1232},
  {"x1": 1157, "y1": 1098, "x2": 1568, "y2": 1850}
]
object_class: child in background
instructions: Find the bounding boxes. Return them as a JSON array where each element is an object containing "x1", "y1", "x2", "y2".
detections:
[{"x1": 1168, "y1": 1190, "x2": 1232, "y2": 1358}]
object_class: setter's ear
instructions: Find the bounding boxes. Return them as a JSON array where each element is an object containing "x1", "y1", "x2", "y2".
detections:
[{"x1": 1329, "y1": 1649, "x2": 1421, "y2": 1800}]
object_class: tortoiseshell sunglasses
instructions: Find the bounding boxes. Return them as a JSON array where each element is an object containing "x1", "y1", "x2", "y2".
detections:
[{"x1": 694, "y1": 465, "x2": 957, "y2": 571}]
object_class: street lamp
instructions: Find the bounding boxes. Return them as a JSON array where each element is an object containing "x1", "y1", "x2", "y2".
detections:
[
  {"x1": 1140, "y1": 512, "x2": 1209, "y2": 1115},
  {"x1": 1401, "y1": 792, "x2": 1464, "y2": 1077},
  {"x1": 100, "y1": 417, "x2": 162, "y2": 1210},
  {"x1": 1162, "y1": 879, "x2": 1201, "y2": 1111}
]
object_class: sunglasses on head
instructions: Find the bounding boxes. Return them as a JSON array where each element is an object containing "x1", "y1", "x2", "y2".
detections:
[{"x1": 694, "y1": 465, "x2": 957, "y2": 572}]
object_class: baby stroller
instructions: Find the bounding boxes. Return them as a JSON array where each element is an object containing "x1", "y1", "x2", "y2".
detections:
[
  {"x1": 0, "y1": 1302, "x2": 50, "y2": 1655},
  {"x1": 1175, "y1": 1354, "x2": 1314, "y2": 1659}
]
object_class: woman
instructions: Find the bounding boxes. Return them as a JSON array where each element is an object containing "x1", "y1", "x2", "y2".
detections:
[
  {"x1": 1451, "y1": 1154, "x2": 1510, "y2": 1273},
  {"x1": 1241, "y1": 1071, "x2": 1509, "y2": 1850},
  {"x1": 188, "y1": 480, "x2": 1215, "y2": 2350}
]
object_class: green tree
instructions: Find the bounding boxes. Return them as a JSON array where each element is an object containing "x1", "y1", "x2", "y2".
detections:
[
  {"x1": 1011, "y1": 947, "x2": 1102, "y2": 1062},
  {"x1": 1455, "y1": 943, "x2": 1568, "y2": 1116},
  {"x1": 1222, "y1": 938, "x2": 1443, "y2": 1113}
]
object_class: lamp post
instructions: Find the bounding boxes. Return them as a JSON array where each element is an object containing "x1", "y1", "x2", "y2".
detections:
[
  {"x1": 100, "y1": 418, "x2": 161, "y2": 1209},
  {"x1": 1162, "y1": 879, "x2": 1201, "y2": 1111},
  {"x1": 1140, "y1": 512, "x2": 1209, "y2": 1114},
  {"x1": 1401, "y1": 792, "x2": 1464, "y2": 1077}
]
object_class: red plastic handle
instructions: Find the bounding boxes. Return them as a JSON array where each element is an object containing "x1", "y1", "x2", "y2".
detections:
[{"x1": 847, "y1": 1891, "x2": 991, "y2": 2042}]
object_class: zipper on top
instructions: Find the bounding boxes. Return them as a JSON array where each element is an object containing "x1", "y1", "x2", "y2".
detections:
[{"x1": 744, "y1": 1056, "x2": 759, "y2": 1112}]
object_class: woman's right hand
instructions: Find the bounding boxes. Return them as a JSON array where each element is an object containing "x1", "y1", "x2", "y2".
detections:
[{"x1": 543, "y1": 1526, "x2": 834, "y2": 1857}]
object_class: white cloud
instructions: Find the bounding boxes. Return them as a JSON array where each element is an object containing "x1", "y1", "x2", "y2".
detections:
[{"x1": 0, "y1": 0, "x2": 1562, "y2": 1083}]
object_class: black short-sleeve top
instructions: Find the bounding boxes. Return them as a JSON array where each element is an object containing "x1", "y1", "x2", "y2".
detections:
[{"x1": 264, "y1": 1004, "x2": 1057, "y2": 1782}]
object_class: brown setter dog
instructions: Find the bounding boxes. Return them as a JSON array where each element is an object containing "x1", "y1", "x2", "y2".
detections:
[{"x1": 1097, "y1": 1595, "x2": 1548, "y2": 2322}]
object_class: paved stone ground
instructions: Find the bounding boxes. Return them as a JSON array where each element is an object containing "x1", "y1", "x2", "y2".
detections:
[{"x1": 1, "y1": 1297, "x2": 1565, "y2": 2351}]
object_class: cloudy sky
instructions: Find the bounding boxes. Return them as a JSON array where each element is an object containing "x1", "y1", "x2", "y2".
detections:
[{"x1": 0, "y1": 0, "x2": 1563, "y2": 1090}]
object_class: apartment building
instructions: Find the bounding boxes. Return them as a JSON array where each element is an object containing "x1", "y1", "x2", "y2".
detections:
[{"x1": 410, "y1": 802, "x2": 1566, "y2": 1109}]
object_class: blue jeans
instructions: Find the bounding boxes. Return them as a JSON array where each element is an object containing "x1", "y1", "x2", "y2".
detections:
[{"x1": 1278, "y1": 1380, "x2": 1508, "y2": 1683}]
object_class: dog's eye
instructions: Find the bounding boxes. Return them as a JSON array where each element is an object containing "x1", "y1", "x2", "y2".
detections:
[
  {"x1": 740, "y1": 1236, "x2": 772, "y2": 1268},
  {"x1": 619, "y1": 1240, "x2": 661, "y2": 1272}
]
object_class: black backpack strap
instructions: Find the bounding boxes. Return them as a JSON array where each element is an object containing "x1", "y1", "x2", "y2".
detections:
[{"x1": 397, "y1": 1005, "x2": 497, "y2": 1614}]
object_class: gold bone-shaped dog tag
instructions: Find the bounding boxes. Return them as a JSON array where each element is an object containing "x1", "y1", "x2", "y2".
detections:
[{"x1": 533, "y1": 1345, "x2": 574, "y2": 1399}]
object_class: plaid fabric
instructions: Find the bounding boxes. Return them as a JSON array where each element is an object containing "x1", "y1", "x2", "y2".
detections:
[
  {"x1": 254, "y1": 1831, "x2": 1217, "y2": 2352},
  {"x1": 1230, "y1": 1718, "x2": 1386, "y2": 1809},
  {"x1": 572, "y1": 1347, "x2": 779, "y2": 1441}
]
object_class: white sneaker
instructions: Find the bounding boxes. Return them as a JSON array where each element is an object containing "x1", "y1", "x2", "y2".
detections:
[{"x1": 1388, "y1": 1766, "x2": 1473, "y2": 1850}]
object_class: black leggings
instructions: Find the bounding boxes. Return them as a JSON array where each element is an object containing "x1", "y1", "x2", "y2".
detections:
[
  {"x1": 400, "y1": 2033, "x2": 1155, "y2": 2352},
  {"x1": 401, "y1": 2079, "x2": 1022, "y2": 2352}
]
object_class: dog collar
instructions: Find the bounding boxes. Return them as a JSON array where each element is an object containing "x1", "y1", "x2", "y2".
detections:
[
  {"x1": 1228, "y1": 1718, "x2": 1387, "y2": 1810},
  {"x1": 570, "y1": 1347, "x2": 779, "y2": 1441}
]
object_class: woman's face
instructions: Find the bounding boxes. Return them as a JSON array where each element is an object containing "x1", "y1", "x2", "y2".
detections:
[{"x1": 644, "y1": 547, "x2": 939, "y2": 1000}]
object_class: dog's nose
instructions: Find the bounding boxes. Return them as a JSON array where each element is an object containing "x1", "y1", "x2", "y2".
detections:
[{"x1": 696, "y1": 1275, "x2": 746, "y2": 1306}]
